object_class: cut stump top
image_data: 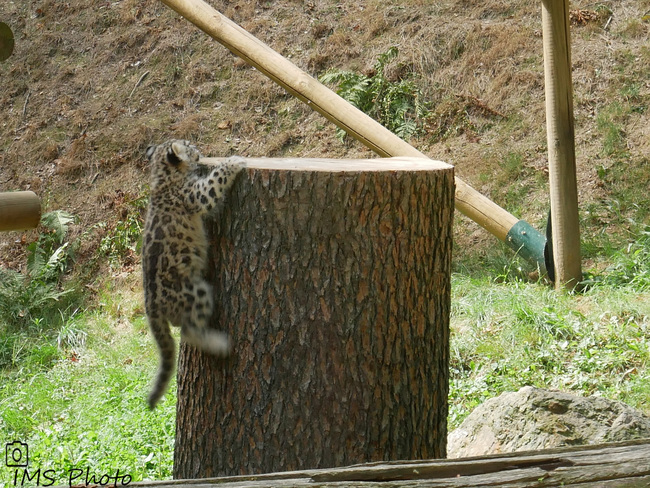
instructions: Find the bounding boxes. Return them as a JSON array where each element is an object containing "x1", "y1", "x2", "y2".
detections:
[{"x1": 201, "y1": 156, "x2": 452, "y2": 172}]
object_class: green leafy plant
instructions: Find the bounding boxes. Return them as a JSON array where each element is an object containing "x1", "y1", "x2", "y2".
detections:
[
  {"x1": 0, "y1": 211, "x2": 77, "y2": 329},
  {"x1": 319, "y1": 47, "x2": 430, "y2": 140},
  {"x1": 27, "y1": 210, "x2": 76, "y2": 282},
  {"x1": 98, "y1": 195, "x2": 147, "y2": 268}
]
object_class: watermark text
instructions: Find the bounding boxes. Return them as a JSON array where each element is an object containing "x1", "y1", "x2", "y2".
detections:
[{"x1": 5, "y1": 441, "x2": 132, "y2": 487}]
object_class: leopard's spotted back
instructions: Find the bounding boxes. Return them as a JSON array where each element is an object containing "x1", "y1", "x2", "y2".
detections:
[{"x1": 142, "y1": 139, "x2": 246, "y2": 409}]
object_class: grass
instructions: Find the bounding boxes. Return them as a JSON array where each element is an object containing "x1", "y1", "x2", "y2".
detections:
[
  {"x1": 1, "y1": 226, "x2": 649, "y2": 483},
  {"x1": 1, "y1": 0, "x2": 649, "y2": 481},
  {"x1": 449, "y1": 229, "x2": 650, "y2": 428},
  {"x1": 0, "y1": 278, "x2": 176, "y2": 487},
  {"x1": 449, "y1": 268, "x2": 650, "y2": 428},
  {"x1": 0, "y1": 202, "x2": 169, "y2": 486}
]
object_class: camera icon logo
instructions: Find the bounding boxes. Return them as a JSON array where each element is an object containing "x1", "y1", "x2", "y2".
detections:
[{"x1": 5, "y1": 441, "x2": 29, "y2": 467}]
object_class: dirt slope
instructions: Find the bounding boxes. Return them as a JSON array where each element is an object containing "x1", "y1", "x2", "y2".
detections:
[{"x1": 1, "y1": 0, "x2": 648, "y2": 270}]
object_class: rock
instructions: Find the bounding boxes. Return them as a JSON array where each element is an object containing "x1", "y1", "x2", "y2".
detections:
[{"x1": 447, "y1": 386, "x2": 650, "y2": 458}]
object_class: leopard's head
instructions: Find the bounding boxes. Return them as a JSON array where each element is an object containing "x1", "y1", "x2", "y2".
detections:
[{"x1": 146, "y1": 139, "x2": 202, "y2": 190}]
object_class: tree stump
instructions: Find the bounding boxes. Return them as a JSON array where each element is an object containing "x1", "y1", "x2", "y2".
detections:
[{"x1": 173, "y1": 157, "x2": 454, "y2": 478}]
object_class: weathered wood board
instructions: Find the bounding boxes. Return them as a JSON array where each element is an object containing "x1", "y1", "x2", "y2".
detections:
[{"x1": 124, "y1": 440, "x2": 650, "y2": 487}]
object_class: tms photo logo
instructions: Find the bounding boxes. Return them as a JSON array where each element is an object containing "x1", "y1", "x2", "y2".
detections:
[
  {"x1": 4, "y1": 441, "x2": 132, "y2": 487},
  {"x1": 5, "y1": 442, "x2": 28, "y2": 468},
  {"x1": 5, "y1": 440, "x2": 56, "y2": 487}
]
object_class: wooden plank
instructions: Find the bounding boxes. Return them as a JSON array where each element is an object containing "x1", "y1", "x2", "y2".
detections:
[
  {"x1": 121, "y1": 440, "x2": 650, "y2": 488},
  {"x1": 310, "y1": 441, "x2": 650, "y2": 485}
]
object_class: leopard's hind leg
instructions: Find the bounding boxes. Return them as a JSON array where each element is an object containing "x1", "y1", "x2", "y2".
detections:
[{"x1": 180, "y1": 278, "x2": 230, "y2": 356}]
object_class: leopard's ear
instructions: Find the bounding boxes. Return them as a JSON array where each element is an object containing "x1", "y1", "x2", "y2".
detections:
[
  {"x1": 167, "y1": 145, "x2": 182, "y2": 166},
  {"x1": 168, "y1": 140, "x2": 196, "y2": 167},
  {"x1": 146, "y1": 144, "x2": 157, "y2": 161}
]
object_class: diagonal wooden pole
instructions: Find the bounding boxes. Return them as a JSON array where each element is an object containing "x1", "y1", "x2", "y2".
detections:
[
  {"x1": 541, "y1": 0, "x2": 582, "y2": 289},
  {"x1": 158, "y1": 0, "x2": 546, "y2": 265}
]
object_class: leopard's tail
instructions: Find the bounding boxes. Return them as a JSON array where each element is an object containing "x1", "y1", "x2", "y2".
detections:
[{"x1": 148, "y1": 317, "x2": 176, "y2": 410}]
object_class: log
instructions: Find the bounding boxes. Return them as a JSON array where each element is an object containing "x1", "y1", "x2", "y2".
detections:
[
  {"x1": 541, "y1": 0, "x2": 582, "y2": 289},
  {"x1": 102, "y1": 439, "x2": 650, "y2": 488},
  {"x1": 0, "y1": 191, "x2": 41, "y2": 231},
  {"x1": 173, "y1": 157, "x2": 454, "y2": 478},
  {"x1": 158, "y1": 0, "x2": 548, "y2": 262}
]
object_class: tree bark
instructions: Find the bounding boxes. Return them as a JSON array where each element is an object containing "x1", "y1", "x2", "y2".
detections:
[{"x1": 174, "y1": 157, "x2": 454, "y2": 478}]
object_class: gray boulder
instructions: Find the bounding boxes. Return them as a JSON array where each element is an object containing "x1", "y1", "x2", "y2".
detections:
[{"x1": 448, "y1": 386, "x2": 650, "y2": 458}]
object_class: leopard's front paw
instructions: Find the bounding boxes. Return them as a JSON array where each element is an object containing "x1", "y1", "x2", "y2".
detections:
[{"x1": 225, "y1": 155, "x2": 246, "y2": 173}]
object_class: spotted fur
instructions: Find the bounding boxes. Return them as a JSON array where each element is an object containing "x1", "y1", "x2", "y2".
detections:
[{"x1": 142, "y1": 139, "x2": 245, "y2": 409}]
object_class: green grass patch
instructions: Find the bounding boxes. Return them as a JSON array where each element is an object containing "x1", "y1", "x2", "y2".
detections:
[
  {"x1": 596, "y1": 102, "x2": 629, "y2": 159},
  {"x1": 583, "y1": 155, "x2": 650, "y2": 259},
  {"x1": 0, "y1": 284, "x2": 174, "y2": 486},
  {"x1": 450, "y1": 227, "x2": 650, "y2": 428}
]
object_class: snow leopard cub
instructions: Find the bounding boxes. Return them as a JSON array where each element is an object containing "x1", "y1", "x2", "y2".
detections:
[{"x1": 142, "y1": 139, "x2": 245, "y2": 409}]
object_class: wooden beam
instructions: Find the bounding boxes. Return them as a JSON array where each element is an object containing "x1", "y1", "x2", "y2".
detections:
[
  {"x1": 78, "y1": 439, "x2": 650, "y2": 487},
  {"x1": 159, "y1": 0, "x2": 523, "y2": 244},
  {"x1": 541, "y1": 0, "x2": 582, "y2": 290},
  {"x1": 0, "y1": 191, "x2": 41, "y2": 231}
]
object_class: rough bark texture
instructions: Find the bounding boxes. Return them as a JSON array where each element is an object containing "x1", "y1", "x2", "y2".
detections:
[{"x1": 174, "y1": 158, "x2": 454, "y2": 478}]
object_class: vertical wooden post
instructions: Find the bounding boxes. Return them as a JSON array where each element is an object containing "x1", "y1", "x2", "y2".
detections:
[{"x1": 541, "y1": 0, "x2": 582, "y2": 290}]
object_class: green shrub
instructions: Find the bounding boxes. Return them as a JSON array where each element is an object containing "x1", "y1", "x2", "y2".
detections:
[
  {"x1": 98, "y1": 195, "x2": 147, "y2": 268},
  {"x1": 0, "y1": 211, "x2": 77, "y2": 329},
  {"x1": 319, "y1": 47, "x2": 429, "y2": 140},
  {"x1": 0, "y1": 211, "x2": 82, "y2": 370}
]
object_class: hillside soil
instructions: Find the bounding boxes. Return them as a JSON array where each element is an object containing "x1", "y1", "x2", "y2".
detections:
[{"x1": 1, "y1": 0, "x2": 649, "y2": 270}]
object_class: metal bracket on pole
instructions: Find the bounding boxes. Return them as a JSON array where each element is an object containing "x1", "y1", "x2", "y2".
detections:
[{"x1": 505, "y1": 220, "x2": 548, "y2": 274}]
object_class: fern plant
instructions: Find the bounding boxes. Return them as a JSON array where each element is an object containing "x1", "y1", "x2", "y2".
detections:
[
  {"x1": 0, "y1": 211, "x2": 77, "y2": 328},
  {"x1": 27, "y1": 210, "x2": 76, "y2": 282},
  {"x1": 319, "y1": 47, "x2": 430, "y2": 140}
]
